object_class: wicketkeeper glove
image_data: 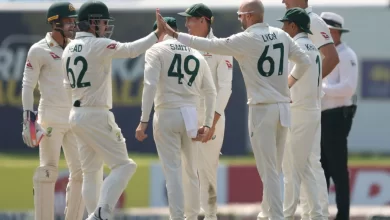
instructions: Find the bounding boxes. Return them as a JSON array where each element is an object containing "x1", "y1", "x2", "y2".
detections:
[{"x1": 22, "y1": 110, "x2": 46, "y2": 148}]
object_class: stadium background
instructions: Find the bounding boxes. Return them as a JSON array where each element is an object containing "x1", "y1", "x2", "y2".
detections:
[{"x1": 0, "y1": 0, "x2": 389, "y2": 219}]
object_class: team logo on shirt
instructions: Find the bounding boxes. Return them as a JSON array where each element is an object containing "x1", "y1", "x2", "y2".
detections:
[
  {"x1": 26, "y1": 60, "x2": 33, "y2": 69},
  {"x1": 225, "y1": 60, "x2": 233, "y2": 69},
  {"x1": 107, "y1": 43, "x2": 117, "y2": 49},
  {"x1": 49, "y1": 52, "x2": 61, "y2": 60},
  {"x1": 321, "y1": 32, "x2": 330, "y2": 40}
]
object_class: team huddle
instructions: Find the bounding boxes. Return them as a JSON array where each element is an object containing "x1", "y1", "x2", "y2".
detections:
[{"x1": 21, "y1": 0, "x2": 356, "y2": 219}]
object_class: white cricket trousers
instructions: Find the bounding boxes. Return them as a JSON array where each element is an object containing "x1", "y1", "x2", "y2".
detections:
[
  {"x1": 69, "y1": 107, "x2": 137, "y2": 215},
  {"x1": 196, "y1": 111, "x2": 225, "y2": 220},
  {"x1": 299, "y1": 124, "x2": 329, "y2": 220},
  {"x1": 282, "y1": 109, "x2": 322, "y2": 220},
  {"x1": 153, "y1": 108, "x2": 200, "y2": 220},
  {"x1": 248, "y1": 103, "x2": 288, "y2": 220},
  {"x1": 35, "y1": 107, "x2": 84, "y2": 220}
]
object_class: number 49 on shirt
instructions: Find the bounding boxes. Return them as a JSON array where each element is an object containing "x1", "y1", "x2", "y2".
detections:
[{"x1": 168, "y1": 54, "x2": 199, "y2": 86}]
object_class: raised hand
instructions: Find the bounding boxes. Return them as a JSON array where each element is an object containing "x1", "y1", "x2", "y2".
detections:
[{"x1": 155, "y1": 9, "x2": 166, "y2": 38}]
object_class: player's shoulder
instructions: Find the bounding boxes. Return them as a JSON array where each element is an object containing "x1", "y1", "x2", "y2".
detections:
[
  {"x1": 308, "y1": 11, "x2": 328, "y2": 30},
  {"x1": 29, "y1": 38, "x2": 48, "y2": 54}
]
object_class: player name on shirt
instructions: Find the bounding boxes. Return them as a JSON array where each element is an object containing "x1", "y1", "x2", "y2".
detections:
[
  {"x1": 69, "y1": 44, "x2": 83, "y2": 53},
  {"x1": 261, "y1": 32, "x2": 277, "y2": 42},
  {"x1": 170, "y1": 44, "x2": 193, "y2": 52}
]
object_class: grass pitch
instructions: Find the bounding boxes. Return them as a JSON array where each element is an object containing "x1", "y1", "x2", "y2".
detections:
[{"x1": 0, "y1": 152, "x2": 389, "y2": 210}]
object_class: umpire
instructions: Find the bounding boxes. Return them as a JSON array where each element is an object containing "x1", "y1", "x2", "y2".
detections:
[{"x1": 319, "y1": 12, "x2": 358, "y2": 220}]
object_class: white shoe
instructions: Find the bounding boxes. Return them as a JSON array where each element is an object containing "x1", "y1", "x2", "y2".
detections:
[{"x1": 86, "y1": 205, "x2": 112, "y2": 220}]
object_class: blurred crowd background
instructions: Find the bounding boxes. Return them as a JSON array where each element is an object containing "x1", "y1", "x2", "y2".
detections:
[{"x1": 0, "y1": 0, "x2": 389, "y2": 218}]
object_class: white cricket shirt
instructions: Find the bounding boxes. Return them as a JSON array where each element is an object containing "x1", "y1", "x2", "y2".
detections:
[
  {"x1": 177, "y1": 23, "x2": 311, "y2": 105},
  {"x1": 321, "y1": 43, "x2": 358, "y2": 111},
  {"x1": 290, "y1": 33, "x2": 322, "y2": 111},
  {"x1": 197, "y1": 29, "x2": 233, "y2": 115},
  {"x1": 62, "y1": 32, "x2": 158, "y2": 109},
  {"x1": 140, "y1": 35, "x2": 217, "y2": 127},
  {"x1": 21, "y1": 32, "x2": 72, "y2": 124},
  {"x1": 305, "y1": 7, "x2": 334, "y2": 49}
]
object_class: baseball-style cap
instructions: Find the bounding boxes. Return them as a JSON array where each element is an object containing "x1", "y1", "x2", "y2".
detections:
[
  {"x1": 153, "y1": 17, "x2": 177, "y2": 31},
  {"x1": 277, "y1": 7, "x2": 313, "y2": 35},
  {"x1": 178, "y1": 3, "x2": 214, "y2": 23},
  {"x1": 320, "y1": 12, "x2": 350, "y2": 33}
]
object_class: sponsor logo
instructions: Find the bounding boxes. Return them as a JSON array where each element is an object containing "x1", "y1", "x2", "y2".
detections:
[
  {"x1": 107, "y1": 43, "x2": 117, "y2": 49},
  {"x1": 321, "y1": 32, "x2": 330, "y2": 39},
  {"x1": 26, "y1": 60, "x2": 32, "y2": 69},
  {"x1": 225, "y1": 60, "x2": 233, "y2": 69},
  {"x1": 50, "y1": 52, "x2": 60, "y2": 60}
]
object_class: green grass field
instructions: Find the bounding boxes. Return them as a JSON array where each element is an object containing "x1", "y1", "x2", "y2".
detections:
[{"x1": 1, "y1": 152, "x2": 389, "y2": 211}]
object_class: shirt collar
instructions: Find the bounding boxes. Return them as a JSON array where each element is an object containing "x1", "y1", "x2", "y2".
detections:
[
  {"x1": 293, "y1": 32, "x2": 308, "y2": 41},
  {"x1": 305, "y1": 6, "x2": 312, "y2": 14},
  {"x1": 162, "y1": 34, "x2": 174, "y2": 41},
  {"x1": 75, "y1": 32, "x2": 96, "y2": 39},
  {"x1": 244, "y1": 23, "x2": 269, "y2": 32},
  {"x1": 45, "y1": 32, "x2": 70, "y2": 48},
  {"x1": 207, "y1": 28, "x2": 215, "y2": 39}
]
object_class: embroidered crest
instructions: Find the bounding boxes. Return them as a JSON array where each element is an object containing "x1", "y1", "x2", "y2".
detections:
[{"x1": 69, "y1": 4, "x2": 75, "y2": 11}]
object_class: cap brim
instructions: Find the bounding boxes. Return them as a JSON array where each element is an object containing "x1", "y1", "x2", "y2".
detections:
[
  {"x1": 277, "y1": 18, "x2": 289, "y2": 22},
  {"x1": 327, "y1": 25, "x2": 350, "y2": 32},
  {"x1": 178, "y1": 12, "x2": 192, "y2": 17}
]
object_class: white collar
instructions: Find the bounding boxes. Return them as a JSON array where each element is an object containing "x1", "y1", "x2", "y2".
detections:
[
  {"x1": 244, "y1": 23, "x2": 269, "y2": 32},
  {"x1": 293, "y1": 32, "x2": 308, "y2": 40},
  {"x1": 75, "y1": 32, "x2": 95, "y2": 39}
]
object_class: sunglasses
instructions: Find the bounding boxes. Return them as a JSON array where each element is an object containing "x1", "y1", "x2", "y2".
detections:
[{"x1": 237, "y1": 11, "x2": 254, "y2": 18}]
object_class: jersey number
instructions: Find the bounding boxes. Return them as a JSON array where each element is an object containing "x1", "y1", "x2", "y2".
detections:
[
  {"x1": 66, "y1": 56, "x2": 90, "y2": 88},
  {"x1": 168, "y1": 54, "x2": 199, "y2": 86},
  {"x1": 316, "y1": 55, "x2": 321, "y2": 87},
  {"x1": 257, "y1": 43, "x2": 284, "y2": 77}
]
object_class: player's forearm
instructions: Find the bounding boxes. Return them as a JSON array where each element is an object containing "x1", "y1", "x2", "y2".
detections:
[
  {"x1": 211, "y1": 112, "x2": 221, "y2": 128},
  {"x1": 140, "y1": 85, "x2": 156, "y2": 122},
  {"x1": 22, "y1": 86, "x2": 34, "y2": 111},
  {"x1": 215, "y1": 87, "x2": 231, "y2": 115},
  {"x1": 322, "y1": 56, "x2": 339, "y2": 78},
  {"x1": 177, "y1": 33, "x2": 234, "y2": 56},
  {"x1": 126, "y1": 32, "x2": 158, "y2": 58},
  {"x1": 321, "y1": 47, "x2": 340, "y2": 78},
  {"x1": 203, "y1": 93, "x2": 217, "y2": 127},
  {"x1": 290, "y1": 55, "x2": 311, "y2": 80}
]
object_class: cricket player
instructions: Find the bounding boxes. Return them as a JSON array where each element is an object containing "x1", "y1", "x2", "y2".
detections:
[
  {"x1": 282, "y1": 1, "x2": 340, "y2": 218},
  {"x1": 62, "y1": 1, "x2": 166, "y2": 219},
  {"x1": 135, "y1": 17, "x2": 217, "y2": 220},
  {"x1": 177, "y1": 4, "x2": 233, "y2": 219},
  {"x1": 277, "y1": 8, "x2": 323, "y2": 220},
  {"x1": 163, "y1": 0, "x2": 311, "y2": 218},
  {"x1": 21, "y1": 2, "x2": 85, "y2": 220}
]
